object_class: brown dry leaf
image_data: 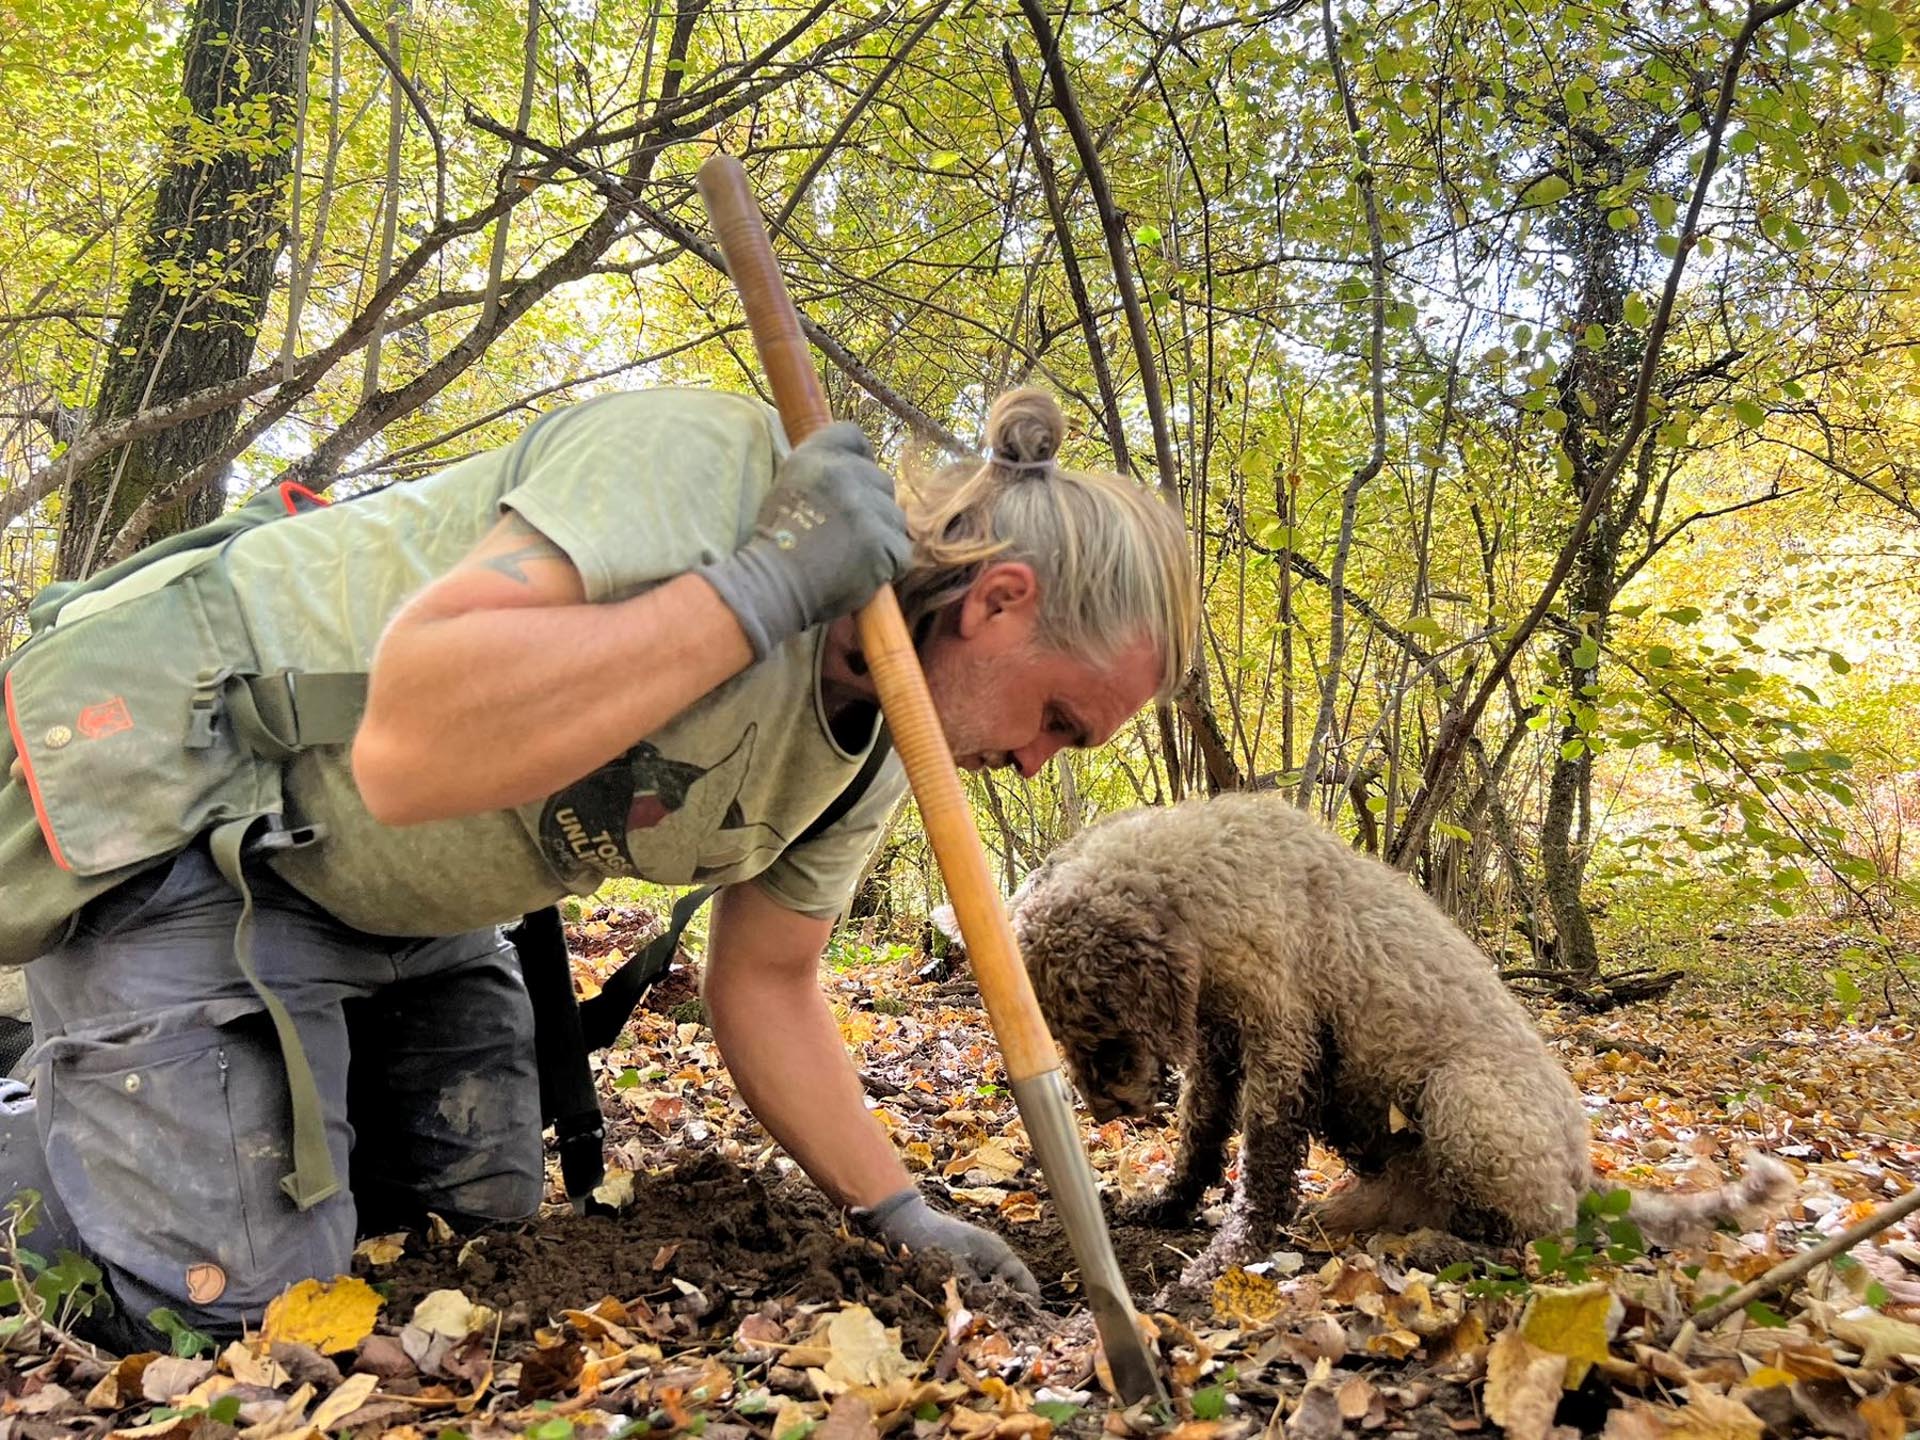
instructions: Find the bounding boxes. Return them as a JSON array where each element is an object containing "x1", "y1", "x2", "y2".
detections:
[
  {"x1": 140, "y1": 1356, "x2": 214, "y2": 1404},
  {"x1": 1211, "y1": 1266, "x2": 1282, "y2": 1326},
  {"x1": 1435, "y1": 1311, "x2": 1490, "y2": 1368},
  {"x1": 1365, "y1": 1327, "x2": 1422, "y2": 1359},
  {"x1": 518, "y1": 1338, "x2": 585, "y2": 1401},
  {"x1": 1282, "y1": 1315, "x2": 1350, "y2": 1367},
  {"x1": 816, "y1": 1393, "x2": 880, "y2": 1440},
  {"x1": 1166, "y1": 1424, "x2": 1224, "y2": 1440},
  {"x1": 944, "y1": 1140, "x2": 1024, "y2": 1181},
  {"x1": 1856, "y1": 1388, "x2": 1912, "y2": 1440},
  {"x1": 351, "y1": 1233, "x2": 407, "y2": 1266},
  {"x1": 1286, "y1": 1362, "x2": 1345, "y2": 1440},
  {"x1": 948, "y1": 1185, "x2": 1010, "y2": 1208},
  {"x1": 1602, "y1": 1388, "x2": 1764, "y2": 1440},
  {"x1": 236, "y1": 1381, "x2": 315, "y2": 1440},
  {"x1": 260, "y1": 1276, "x2": 383, "y2": 1355},
  {"x1": 1519, "y1": 1282, "x2": 1622, "y2": 1389},
  {"x1": 1336, "y1": 1375, "x2": 1378, "y2": 1421},
  {"x1": 307, "y1": 1372, "x2": 379, "y2": 1433},
  {"x1": 1485, "y1": 1329, "x2": 1568, "y2": 1440}
]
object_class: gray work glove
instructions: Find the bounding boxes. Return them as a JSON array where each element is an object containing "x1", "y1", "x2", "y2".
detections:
[
  {"x1": 697, "y1": 422, "x2": 911, "y2": 660},
  {"x1": 855, "y1": 1188, "x2": 1041, "y2": 1296}
]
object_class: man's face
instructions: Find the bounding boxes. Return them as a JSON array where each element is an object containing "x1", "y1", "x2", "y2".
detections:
[{"x1": 921, "y1": 562, "x2": 1161, "y2": 779}]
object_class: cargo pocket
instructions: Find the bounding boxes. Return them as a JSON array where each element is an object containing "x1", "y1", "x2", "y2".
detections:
[{"x1": 39, "y1": 1012, "x2": 352, "y2": 1326}]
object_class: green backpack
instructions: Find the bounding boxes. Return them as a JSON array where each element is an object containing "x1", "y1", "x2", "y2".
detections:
[{"x1": 2, "y1": 480, "x2": 367, "y2": 1209}]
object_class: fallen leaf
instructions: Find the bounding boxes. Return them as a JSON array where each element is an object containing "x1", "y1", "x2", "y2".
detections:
[
  {"x1": 772, "y1": 1397, "x2": 819, "y2": 1440},
  {"x1": 818, "y1": 1305, "x2": 917, "y2": 1392},
  {"x1": 140, "y1": 1356, "x2": 214, "y2": 1403},
  {"x1": 816, "y1": 1393, "x2": 880, "y2": 1440},
  {"x1": 223, "y1": 1342, "x2": 290, "y2": 1389},
  {"x1": 1286, "y1": 1362, "x2": 1345, "y2": 1440},
  {"x1": 410, "y1": 1288, "x2": 493, "y2": 1339},
  {"x1": 1212, "y1": 1265, "x2": 1282, "y2": 1326},
  {"x1": 352, "y1": 1233, "x2": 407, "y2": 1266},
  {"x1": 518, "y1": 1338, "x2": 585, "y2": 1401},
  {"x1": 1486, "y1": 1329, "x2": 1568, "y2": 1440},
  {"x1": 308, "y1": 1372, "x2": 378, "y2": 1432},
  {"x1": 1829, "y1": 1308, "x2": 1920, "y2": 1370},
  {"x1": 592, "y1": 1167, "x2": 636, "y2": 1210},
  {"x1": 1520, "y1": 1281, "x2": 1622, "y2": 1389},
  {"x1": 1858, "y1": 1387, "x2": 1914, "y2": 1440},
  {"x1": 261, "y1": 1277, "x2": 382, "y2": 1355}
]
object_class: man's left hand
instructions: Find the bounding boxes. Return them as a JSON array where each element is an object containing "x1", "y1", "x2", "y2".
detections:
[{"x1": 856, "y1": 1188, "x2": 1040, "y2": 1295}]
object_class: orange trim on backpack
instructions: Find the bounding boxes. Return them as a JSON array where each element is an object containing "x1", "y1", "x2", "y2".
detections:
[
  {"x1": 3, "y1": 669, "x2": 73, "y2": 873},
  {"x1": 278, "y1": 481, "x2": 329, "y2": 514}
]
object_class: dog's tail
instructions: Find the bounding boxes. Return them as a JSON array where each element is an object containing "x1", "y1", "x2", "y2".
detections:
[{"x1": 1617, "y1": 1153, "x2": 1793, "y2": 1247}]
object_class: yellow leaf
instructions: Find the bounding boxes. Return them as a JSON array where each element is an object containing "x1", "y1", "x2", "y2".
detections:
[
  {"x1": 1388, "y1": 1103, "x2": 1410, "y2": 1133},
  {"x1": 1211, "y1": 1265, "x2": 1282, "y2": 1326},
  {"x1": 260, "y1": 1276, "x2": 383, "y2": 1354},
  {"x1": 308, "y1": 1372, "x2": 378, "y2": 1432},
  {"x1": 1741, "y1": 1366, "x2": 1793, "y2": 1388},
  {"x1": 817, "y1": 1305, "x2": 917, "y2": 1392},
  {"x1": 1485, "y1": 1329, "x2": 1567, "y2": 1440},
  {"x1": 1519, "y1": 1281, "x2": 1621, "y2": 1388}
]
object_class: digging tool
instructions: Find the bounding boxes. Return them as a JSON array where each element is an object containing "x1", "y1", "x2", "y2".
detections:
[{"x1": 695, "y1": 153, "x2": 1167, "y2": 1407}]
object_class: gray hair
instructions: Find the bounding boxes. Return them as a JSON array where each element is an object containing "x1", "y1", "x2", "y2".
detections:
[{"x1": 896, "y1": 389, "x2": 1196, "y2": 698}]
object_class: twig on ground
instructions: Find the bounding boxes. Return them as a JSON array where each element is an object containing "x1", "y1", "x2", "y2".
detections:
[{"x1": 1667, "y1": 1181, "x2": 1920, "y2": 1355}]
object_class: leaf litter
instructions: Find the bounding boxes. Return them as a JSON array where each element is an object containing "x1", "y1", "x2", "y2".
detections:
[{"x1": 0, "y1": 909, "x2": 1913, "y2": 1440}]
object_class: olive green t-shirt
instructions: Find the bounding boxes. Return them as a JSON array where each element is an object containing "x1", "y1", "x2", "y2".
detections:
[{"x1": 216, "y1": 388, "x2": 905, "y2": 935}]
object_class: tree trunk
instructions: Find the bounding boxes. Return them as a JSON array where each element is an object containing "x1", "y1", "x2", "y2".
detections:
[{"x1": 56, "y1": 0, "x2": 307, "y2": 579}]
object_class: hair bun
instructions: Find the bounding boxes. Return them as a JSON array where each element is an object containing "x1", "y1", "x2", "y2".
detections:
[{"x1": 986, "y1": 388, "x2": 1064, "y2": 471}]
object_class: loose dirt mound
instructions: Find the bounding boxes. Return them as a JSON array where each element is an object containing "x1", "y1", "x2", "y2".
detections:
[{"x1": 369, "y1": 1154, "x2": 1047, "y2": 1355}]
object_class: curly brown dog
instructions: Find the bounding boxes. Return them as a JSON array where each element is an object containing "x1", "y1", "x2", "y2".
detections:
[{"x1": 1001, "y1": 794, "x2": 1788, "y2": 1274}]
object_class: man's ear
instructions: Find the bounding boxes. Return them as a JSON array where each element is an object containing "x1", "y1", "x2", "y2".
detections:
[{"x1": 956, "y1": 560, "x2": 1040, "y2": 639}]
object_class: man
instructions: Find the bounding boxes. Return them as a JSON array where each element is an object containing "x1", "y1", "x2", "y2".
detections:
[{"x1": 0, "y1": 386, "x2": 1194, "y2": 1349}]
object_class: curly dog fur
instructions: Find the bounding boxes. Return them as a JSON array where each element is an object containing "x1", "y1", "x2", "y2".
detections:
[{"x1": 1002, "y1": 794, "x2": 1788, "y2": 1265}]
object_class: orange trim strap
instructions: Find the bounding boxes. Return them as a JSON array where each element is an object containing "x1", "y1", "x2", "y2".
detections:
[
  {"x1": 3, "y1": 670, "x2": 72, "y2": 872},
  {"x1": 277, "y1": 481, "x2": 330, "y2": 514}
]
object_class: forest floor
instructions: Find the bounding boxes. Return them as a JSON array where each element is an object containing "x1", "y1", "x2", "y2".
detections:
[{"x1": 1, "y1": 908, "x2": 1915, "y2": 1440}]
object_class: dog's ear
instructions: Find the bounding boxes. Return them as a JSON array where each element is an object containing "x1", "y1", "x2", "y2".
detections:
[{"x1": 1078, "y1": 890, "x2": 1201, "y2": 1067}]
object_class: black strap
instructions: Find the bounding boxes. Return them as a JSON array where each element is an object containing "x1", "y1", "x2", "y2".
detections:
[{"x1": 508, "y1": 906, "x2": 604, "y2": 1203}]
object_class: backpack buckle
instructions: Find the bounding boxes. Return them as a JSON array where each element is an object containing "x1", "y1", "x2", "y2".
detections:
[
  {"x1": 242, "y1": 815, "x2": 328, "y2": 861},
  {"x1": 186, "y1": 667, "x2": 233, "y2": 749}
]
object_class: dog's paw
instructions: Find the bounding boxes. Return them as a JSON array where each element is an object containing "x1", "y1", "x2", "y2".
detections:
[{"x1": 1113, "y1": 1191, "x2": 1198, "y2": 1230}]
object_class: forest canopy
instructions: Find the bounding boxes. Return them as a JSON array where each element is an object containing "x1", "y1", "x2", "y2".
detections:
[{"x1": 2, "y1": 0, "x2": 1916, "y2": 993}]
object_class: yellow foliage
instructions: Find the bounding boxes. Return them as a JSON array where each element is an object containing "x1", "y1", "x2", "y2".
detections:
[{"x1": 260, "y1": 1276, "x2": 383, "y2": 1355}]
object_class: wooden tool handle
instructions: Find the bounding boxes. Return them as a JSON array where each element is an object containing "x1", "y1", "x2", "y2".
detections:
[{"x1": 696, "y1": 154, "x2": 1060, "y2": 1082}]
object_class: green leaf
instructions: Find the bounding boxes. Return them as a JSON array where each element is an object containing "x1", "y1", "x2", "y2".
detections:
[
  {"x1": 1034, "y1": 1402, "x2": 1083, "y2": 1425},
  {"x1": 1732, "y1": 399, "x2": 1766, "y2": 428},
  {"x1": 1572, "y1": 639, "x2": 1599, "y2": 668},
  {"x1": 149, "y1": 1307, "x2": 217, "y2": 1359},
  {"x1": 613, "y1": 1068, "x2": 642, "y2": 1090},
  {"x1": 1133, "y1": 224, "x2": 1163, "y2": 246},
  {"x1": 1623, "y1": 294, "x2": 1650, "y2": 327},
  {"x1": 1190, "y1": 1386, "x2": 1228, "y2": 1421},
  {"x1": 1829, "y1": 652, "x2": 1851, "y2": 674},
  {"x1": 1523, "y1": 174, "x2": 1570, "y2": 205},
  {"x1": 927, "y1": 150, "x2": 962, "y2": 172},
  {"x1": 1660, "y1": 606, "x2": 1703, "y2": 625}
]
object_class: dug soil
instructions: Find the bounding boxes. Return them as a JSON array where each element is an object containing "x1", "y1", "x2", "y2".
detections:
[{"x1": 369, "y1": 1152, "x2": 1212, "y2": 1358}]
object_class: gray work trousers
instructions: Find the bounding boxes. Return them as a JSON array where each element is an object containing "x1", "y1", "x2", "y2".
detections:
[{"x1": 0, "y1": 842, "x2": 543, "y2": 1351}]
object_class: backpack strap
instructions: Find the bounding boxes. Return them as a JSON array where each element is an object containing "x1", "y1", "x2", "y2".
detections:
[
  {"x1": 206, "y1": 816, "x2": 342, "y2": 1211},
  {"x1": 224, "y1": 671, "x2": 370, "y2": 760}
]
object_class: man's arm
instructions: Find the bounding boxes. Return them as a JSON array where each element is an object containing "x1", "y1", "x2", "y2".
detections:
[
  {"x1": 702, "y1": 880, "x2": 909, "y2": 1205},
  {"x1": 352, "y1": 512, "x2": 754, "y2": 825},
  {"x1": 703, "y1": 881, "x2": 1040, "y2": 1293}
]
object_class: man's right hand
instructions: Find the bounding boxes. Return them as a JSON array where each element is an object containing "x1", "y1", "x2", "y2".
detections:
[{"x1": 697, "y1": 422, "x2": 911, "y2": 660}]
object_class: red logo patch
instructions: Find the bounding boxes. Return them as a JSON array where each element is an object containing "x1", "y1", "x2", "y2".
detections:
[{"x1": 77, "y1": 697, "x2": 133, "y2": 740}]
